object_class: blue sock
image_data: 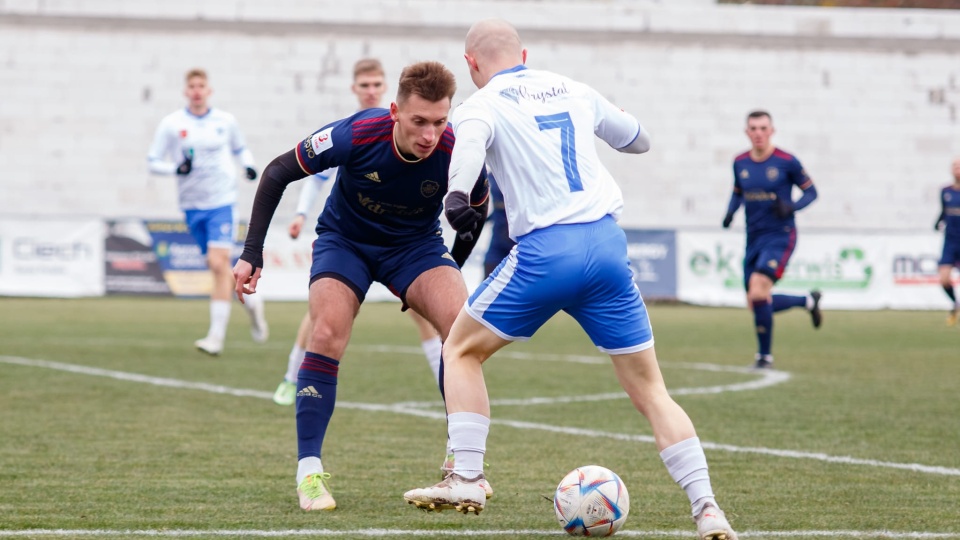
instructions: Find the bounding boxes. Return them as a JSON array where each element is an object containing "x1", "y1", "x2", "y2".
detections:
[
  {"x1": 772, "y1": 294, "x2": 806, "y2": 313},
  {"x1": 752, "y1": 300, "x2": 773, "y2": 356},
  {"x1": 296, "y1": 352, "x2": 340, "y2": 461}
]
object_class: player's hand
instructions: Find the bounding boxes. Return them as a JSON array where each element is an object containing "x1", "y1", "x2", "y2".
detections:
[
  {"x1": 246, "y1": 167, "x2": 258, "y2": 181},
  {"x1": 445, "y1": 191, "x2": 483, "y2": 242},
  {"x1": 232, "y1": 259, "x2": 261, "y2": 303},
  {"x1": 176, "y1": 157, "x2": 192, "y2": 175},
  {"x1": 288, "y1": 214, "x2": 305, "y2": 239},
  {"x1": 774, "y1": 198, "x2": 794, "y2": 219},
  {"x1": 935, "y1": 220, "x2": 944, "y2": 231},
  {"x1": 722, "y1": 214, "x2": 733, "y2": 228}
]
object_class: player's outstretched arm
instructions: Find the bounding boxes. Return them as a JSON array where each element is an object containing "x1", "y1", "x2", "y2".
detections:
[
  {"x1": 237, "y1": 149, "x2": 308, "y2": 291},
  {"x1": 722, "y1": 192, "x2": 743, "y2": 228},
  {"x1": 935, "y1": 192, "x2": 946, "y2": 231}
]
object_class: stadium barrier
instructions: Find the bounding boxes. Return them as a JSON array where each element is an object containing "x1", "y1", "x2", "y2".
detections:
[{"x1": 0, "y1": 217, "x2": 954, "y2": 309}]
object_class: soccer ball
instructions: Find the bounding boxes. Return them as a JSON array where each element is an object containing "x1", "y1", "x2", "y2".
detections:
[{"x1": 553, "y1": 465, "x2": 630, "y2": 537}]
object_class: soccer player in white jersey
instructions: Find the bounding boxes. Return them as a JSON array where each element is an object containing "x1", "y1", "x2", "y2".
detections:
[
  {"x1": 271, "y1": 59, "x2": 447, "y2": 408},
  {"x1": 147, "y1": 68, "x2": 268, "y2": 356},
  {"x1": 403, "y1": 19, "x2": 738, "y2": 540}
]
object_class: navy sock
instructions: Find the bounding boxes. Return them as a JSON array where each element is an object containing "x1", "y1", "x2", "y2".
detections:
[
  {"x1": 437, "y1": 351, "x2": 446, "y2": 401},
  {"x1": 296, "y1": 352, "x2": 340, "y2": 461},
  {"x1": 944, "y1": 285, "x2": 956, "y2": 303},
  {"x1": 772, "y1": 294, "x2": 806, "y2": 313},
  {"x1": 752, "y1": 300, "x2": 773, "y2": 356}
]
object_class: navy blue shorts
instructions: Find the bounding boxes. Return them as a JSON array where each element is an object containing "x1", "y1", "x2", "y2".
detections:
[
  {"x1": 309, "y1": 229, "x2": 458, "y2": 304},
  {"x1": 743, "y1": 228, "x2": 797, "y2": 290},
  {"x1": 939, "y1": 238, "x2": 960, "y2": 267}
]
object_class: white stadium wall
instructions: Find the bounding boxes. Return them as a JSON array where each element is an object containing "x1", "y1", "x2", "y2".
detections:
[{"x1": 1, "y1": 0, "x2": 958, "y2": 305}]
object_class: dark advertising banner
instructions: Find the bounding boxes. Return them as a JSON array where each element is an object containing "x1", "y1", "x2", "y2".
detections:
[
  {"x1": 623, "y1": 229, "x2": 677, "y2": 301},
  {"x1": 105, "y1": 219, "x2": 244, "y2": 297}
]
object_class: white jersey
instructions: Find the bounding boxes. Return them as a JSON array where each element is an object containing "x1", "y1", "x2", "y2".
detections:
[
  {"x1": 451, "y1": 66, "x2": 642, "y2": 239},
  {"x1": 147, "y1": 108, "x2": 254, "y2": 210}
]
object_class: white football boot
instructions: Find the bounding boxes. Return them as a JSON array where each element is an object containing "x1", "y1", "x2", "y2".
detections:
[
  {"x1": 695, "y1": 502, "x2": 738, "y2": 540},
  {"x1": 403, "y1": 473, "x2": 486, "y2": 514},
  {"x1": 440, "y1": 454, "x2": 493, "y2": 499},
  {"x1": 194, "y1": 336, "x2": 223, "y2": 356}
]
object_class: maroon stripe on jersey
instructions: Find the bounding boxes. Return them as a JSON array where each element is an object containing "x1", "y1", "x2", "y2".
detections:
[
  {"x1": 434, "y1": 141, "x2": 454, "y2": 155},
  {"x1": 734, "y1": 151, "x2": 752, "y2": 162},
  {"x1": 353, "y1": 114, "x2": 392, "y2": 126},
  {"x1": 353, "y1": 121, "x2": 393, "y2": 134},
  {"x1": 772, "y1": 148, "x2": 795, "y2": 161},
  {"x1": 353, "y1": 134, "x2": 393, "y2": 146},
  {"x1": 295, "y1": 143, "x2": 318, "y2": 175}
]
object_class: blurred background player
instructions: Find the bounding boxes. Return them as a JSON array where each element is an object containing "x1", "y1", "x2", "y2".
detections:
[
  {"x1": 233, "y1": 61, "x2": 489, "y2": 511},
  {"x1": 273, "y1": 58, "x2": 445, "y2": 406},
  {"x1": 481, "y1": 173, "x2": 516, "y2": 277},
  {"x1": 934, "y1": 157, "x2": 960, "y2": 325},
  {"x1": 722, "y1": 110, "x2": 821, "y2": 371},
  {"x1": 147, "y1": 68, "x2": 267, "y2": 356},
  {"x1": 403, "y1": 19, "x2": 737, "y2": 540}
]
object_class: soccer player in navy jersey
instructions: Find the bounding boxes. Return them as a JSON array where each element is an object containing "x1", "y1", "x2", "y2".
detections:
[
  {"x1": 147, "y1": 68, "x2": 267, "y2": 356},
  {"x1": 403, "y1": 19, "x2": 737, "y2": 540},
  {"x1": 273, "y1": 58, "x2": 447, "y2": 408},
  {"x1": 482, "y1": 174, "x2": 517, "y2": 276},
  {"x1": 934, "y1": 157, "x2": 960, "y2": 325},
  {"x1": 232, "y1": 61, "x2": 490, "y2": 512},
  {"x1": 722, "y1": 110, "x2": 821, "y2": 371}
]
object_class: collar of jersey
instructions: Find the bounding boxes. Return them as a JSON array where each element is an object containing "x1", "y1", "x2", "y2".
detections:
[
  {"x1": 492, "y1": 65, "x2": 528, "y2": 80},
  {"x1": 184, "y1": 107, "x2": 213, "y2": 119},
  {"x1": 392, "y1": 123, "x2": 425, "y2": 163}
]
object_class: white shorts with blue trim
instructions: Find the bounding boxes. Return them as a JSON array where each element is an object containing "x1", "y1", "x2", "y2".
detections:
[{"x1": 465, "y1": 215, "x2": 654, "y2": 355}]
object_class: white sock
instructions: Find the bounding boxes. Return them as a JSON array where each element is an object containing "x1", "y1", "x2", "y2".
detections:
[
  {"x1": 285, "y1": 344, "x2": 306, "y2": 383},
  {"x1": 208, "y1": 300, "x2": 231, "y2": 340},
  {"x1": 296, "y1": 456, "x2": 323, "y2": 486},
  {"x1": 660, "y1": 437, "x2": 716, "y2": 517},
  {"x1": 449, "y1": 412, "x2": 489, "y2": 478},
  {"x1": 421, "y1": 336, "x2": 442, "y2": 386},
  {"x1": 805, "y1": 294, "x2": 815, "y2": 310}
]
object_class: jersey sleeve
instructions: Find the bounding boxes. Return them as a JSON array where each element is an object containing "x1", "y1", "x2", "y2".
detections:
[
  {"x1": 228, "y1": 115, "x2": 256, "y2": 167},
  {"x1": 589, "y1": 86, "x2": 642, "y2": 150},
  {"x1": 146, "y1": 117, "x2": 177, "y2": 175},
  {"x1": 789, "y1": 157, "x2": 813, "y2": 189},
  {"x1": 469, "y1": 165, "x2": 490, "y2": 207},
  {"x1": 295, "y1": 119, "x2": 353, "y2": 176},
  {"x1": 731, "y1": 163, "x2": 743, "y2": 193},
  {"x1": 452, "y1": 99, "x2": 496, "y2": 142}
]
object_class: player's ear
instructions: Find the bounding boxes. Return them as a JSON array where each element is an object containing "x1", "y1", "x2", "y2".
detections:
[
  {"x1": 389, "y1": 102, "x2": 400, "y2": 122},
  {"x1": 464, "y1": 53, "x2": 478, "y2": 72},
  {"x1": 521, "y1": 48, "x2": 528, "y2": 64}
]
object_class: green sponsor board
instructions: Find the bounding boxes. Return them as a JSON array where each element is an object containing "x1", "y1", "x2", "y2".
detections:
[{"x1": 690, "y1": 245, "x2": 873, "y2": 290}]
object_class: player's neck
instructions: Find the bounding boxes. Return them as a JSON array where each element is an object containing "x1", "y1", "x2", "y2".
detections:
[
  {"x1": 188, "y1": 104, "x2": 210, "y2": 117},
  {"x1": 750, "y1": 145, "x2": 775, "y2": 161},
  {"x1": 392, "y1": 124, "x2": 422, "y2": 163}
]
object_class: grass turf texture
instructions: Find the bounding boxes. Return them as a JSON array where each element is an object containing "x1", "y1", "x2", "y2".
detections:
[{"x1": 1, "y1": 297, "x2": 958, "y2": 539}]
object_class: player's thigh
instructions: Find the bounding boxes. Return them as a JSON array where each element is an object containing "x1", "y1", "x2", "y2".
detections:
[
  {"x1": 307, "y1": 277, "x2": 361, "y2": 357},
  {"x1": 563, "y1": 222, "x2": 654, "y2": 354},
  {"x1": 444, "y1": 307, "x2": 511, "y2": 365},
  {"x1": 405, "y1": 265, "x2": 467, "y2": 339},
  {"x1": 310, "y1": 233, "x2": 374, "y2": 303}
]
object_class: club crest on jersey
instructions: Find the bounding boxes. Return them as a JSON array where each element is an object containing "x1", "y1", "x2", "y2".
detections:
[
  {"x1": 179, "y1": 130, "x2": 188, "y2": 138},
  {"x1": 420, "y1": 180, "x2": 440, "y2": 198},
  {"x1": 766, "y1": 167, "x2": 780, "y2": 181},
  {"x1": 739, "y1": 170, "x2": 749, "y2": 179}
]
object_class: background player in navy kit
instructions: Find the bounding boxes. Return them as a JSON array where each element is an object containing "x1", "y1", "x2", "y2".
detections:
[
  {"x1": 232, "y1": 61, "x2": 489, "y2": 512},
  {"x1": 482, "y1": 173, "x2": 516, "y2": 277},
  {"x1": 147, "y1": 68, "x2": 268, "y2": 356},
  {"x1": 273, "y1": 58, "x2": 446, "y2": 407},
  {"x1": 934, "y1": 157, "x2": 960, "y2": 325},
  {"x1": 722, "y1": 110, "x2": 821, "y2": 370}
]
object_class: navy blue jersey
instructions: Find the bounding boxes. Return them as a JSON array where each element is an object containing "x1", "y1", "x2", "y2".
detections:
[
  {"x1": 295, "y1": 108, "x2": 487, "y2": 245},
  {"x1": 940, "y1": 185, "x2": 960, "y2": 241},
  {"x1": 733, "y1": 148, "x2": 812, "y2": 237}
]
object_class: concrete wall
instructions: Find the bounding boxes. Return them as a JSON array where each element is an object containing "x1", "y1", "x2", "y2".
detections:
[{"x1": 1, "y1": 0, "x2": 958, "y2": 232}]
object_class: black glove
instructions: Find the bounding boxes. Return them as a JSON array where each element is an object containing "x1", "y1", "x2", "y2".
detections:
[
  {"x1": 774, "y1": 198, "x2": 794, "y2": 219},
  {"x1": 935, "y1": 219, "x2": 944, "y2": 231},
  {"x1": 445, "y1": 191, "x2": 483, "y2": 242},
  {"x1": 722, "y1": 214, "x2": 733, "y2": 229},
  {"x1": 176, "y1": 157, "x2": 192, "y2": 176},
  {"x1": 246, "y1": 167, "x2": 258, "y2": 181}
]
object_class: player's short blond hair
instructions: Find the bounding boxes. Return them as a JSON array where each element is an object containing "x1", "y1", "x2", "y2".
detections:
[
  {"x1": 353, "y1": 58, "x2": 384, "y2": 80},
  {"x1": 185, "y1": 68, "x2": 208, "y2": 82},
  {"x1": 396, "y1": 61, "x2": 456, "y2": 104}
]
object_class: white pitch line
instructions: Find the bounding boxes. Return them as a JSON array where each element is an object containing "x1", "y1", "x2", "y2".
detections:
[
  {"x1": 1, "y1": 529, "x2": 958, "y2": 538},
  {"x1": 3, "y1": 355, "x2": 959, "y2": 478}
]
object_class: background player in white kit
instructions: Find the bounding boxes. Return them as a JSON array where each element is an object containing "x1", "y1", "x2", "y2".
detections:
[
  {"x1": 271, "y1": 58, "x2": 446, "y2": 407},
  {"x1": 147, "y1": 68, "x2": 268, "y2": 356},
  {"x1": 403, "y1": 19, "x2": 738, "y2": 540}
]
